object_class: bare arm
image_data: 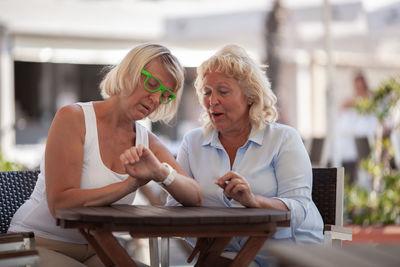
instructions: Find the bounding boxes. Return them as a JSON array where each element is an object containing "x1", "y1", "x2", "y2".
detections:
[
  {"x1": 120, "y1": 132, "x2": 203, "y2": 206},
  {"x1": 45, "y1": 105, "x2": 142, "y2": 216}
]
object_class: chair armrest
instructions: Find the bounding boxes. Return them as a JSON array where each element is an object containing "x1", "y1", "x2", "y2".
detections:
[
  {"x1": 15, "y1": 232, "x2": 35, "y2": 239},
  {"x1": 0, "y1": 235, "x2": 24, "y2": 243},
  {"x1": 0, "y1": 249, "x2": 39, "y2": 266},
  {"x1": 0, "y1": 235, "x2": 24, "y2": 251},
  {"x1": 0, "y1": 232, "x2": 34, "y2": 240},
  {"x1": 324, "y1": 225, "x2": 352, "y2": 235},
  {"x1": 0, "y1": 232, "x2": 35, "y2": 250},
  {"x1": 324, "y1": 224, "x2": 352, "y2": 243}
]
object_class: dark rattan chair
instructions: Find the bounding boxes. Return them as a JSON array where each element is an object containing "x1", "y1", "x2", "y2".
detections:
[
  {"x1": 0, "y1": 170, "x2": 40, "y2": 234},
  {"x1": 0, "y1": 170, "x2": 40, "y2": 266},
  {"x1": 312, "y1": 167, "x2": 352, "y2": 247},
  {"x1": 0, "y1": 170, "x2": 40, "y2": 267}
]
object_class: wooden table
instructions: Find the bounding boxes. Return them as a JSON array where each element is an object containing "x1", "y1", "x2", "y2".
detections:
[{"x1": 56, "y1": 205, "x2": 290, "y2": 267}]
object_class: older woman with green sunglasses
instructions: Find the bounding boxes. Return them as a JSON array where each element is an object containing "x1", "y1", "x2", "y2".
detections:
[{"x1": 9, "y1": 43, "x2": 203, "y2": 267}]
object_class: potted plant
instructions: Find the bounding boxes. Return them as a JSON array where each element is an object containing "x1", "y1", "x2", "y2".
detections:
[{"x1": 344, "y1": 76, "x2": 400, "y2": 243}]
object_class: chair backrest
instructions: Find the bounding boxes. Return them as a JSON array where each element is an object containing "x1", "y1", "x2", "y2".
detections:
[
  {"x1": 312, "y1": 167, "x2": 344, "y2": 226},
  {"x1": 306, "y1": 137, "x2": 328, "y2": 167},
  {"x1": 0, "y1": 170, "x2": 40, "y2": 233},
  {"x1": 355, "y1": 136, "x2": 371, "y2": 160}
]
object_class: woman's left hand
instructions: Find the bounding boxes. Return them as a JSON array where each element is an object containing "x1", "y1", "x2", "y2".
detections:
[
  {"x1": 215, "y1": 171, "x2": 259, "y2": 208},
  {"x1": 120, "y1": 144, "x2": 163, "y2": 182}
]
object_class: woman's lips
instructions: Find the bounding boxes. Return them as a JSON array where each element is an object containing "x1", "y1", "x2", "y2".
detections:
[
  {"x1": 210, "y1": 111, "x2": 224, "y2": 120},
  {"x1": 142, "y1": 103, "x2": 151, "y2": 112}
]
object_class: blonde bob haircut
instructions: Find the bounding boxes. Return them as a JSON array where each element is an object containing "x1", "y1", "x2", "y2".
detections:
[
  {"x1": 194, "y1": 44, "x2": 278, "y2": 135},
  {"x1": 100, "y1": 43, "x2": 184, "y2": 122}
]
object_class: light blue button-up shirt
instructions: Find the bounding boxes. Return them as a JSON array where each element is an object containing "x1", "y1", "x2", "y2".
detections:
[{"x1": 167, "y1": 123, "x2": 323, "y2": 266}]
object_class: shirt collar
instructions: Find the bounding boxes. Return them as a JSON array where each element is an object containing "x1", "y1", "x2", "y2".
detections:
[
  {"x1": 248, "y1": 126, "x2": 264, "y2": 146},
  {"x1": 202, "y1": 125, "x2": 265, "y2": 148},
  {"x1": 202, "y1": 129, "x2": 223, "y2": 149}
]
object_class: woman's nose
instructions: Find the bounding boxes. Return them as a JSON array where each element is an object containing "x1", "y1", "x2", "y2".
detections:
[
  {"x1": 209, "y1": 92, "x2": 219, "y2": 106},
  {"x1": 149, "y1": 90, "x2": 161, "y2": 104}
]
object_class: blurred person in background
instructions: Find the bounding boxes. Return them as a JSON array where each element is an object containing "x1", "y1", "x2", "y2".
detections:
[
  {"x1": 336, "y1": 72, "x2": 378, "y2": 185},
  {"x1": 167, "y1": 44, "x2": 323, "y2": 267},
  {"x1": 9, "y1": 43, "x2": 202, "y2": 267},
  {"x1": 341, "y1": 72, "x2": 371, "y2": 109}
]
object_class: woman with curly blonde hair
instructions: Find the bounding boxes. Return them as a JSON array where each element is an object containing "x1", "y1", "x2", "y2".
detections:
[{"x1": 168, "y1": 44, "x2": 323, "y2": 266}]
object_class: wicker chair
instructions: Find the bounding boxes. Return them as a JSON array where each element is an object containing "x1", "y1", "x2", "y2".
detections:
[
  {"x1": 312, "y1": 167, "x2": 352, "y2": 247},
  {"x1": 0, "y1": 170, "x2": 40, "y2": 234},
  {"x1": 0, "y1": 170, "x2": 40, "y2": 266}
]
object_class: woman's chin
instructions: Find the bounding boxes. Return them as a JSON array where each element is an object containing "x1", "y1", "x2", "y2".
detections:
[
  {"x1": 212, "y1": 122, "x2": 225, "y2": 132},
  {"x1": 131, "y1": 111, "x2": 147, "y2": 121}
]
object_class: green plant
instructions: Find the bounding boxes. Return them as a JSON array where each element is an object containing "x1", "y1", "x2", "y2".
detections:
[
  {"x1": 0, "y1": 150, "x2": 25, "y2": 171},
  {"x1": 345, "y1": 76, "x2": 400, "y2": 225}
]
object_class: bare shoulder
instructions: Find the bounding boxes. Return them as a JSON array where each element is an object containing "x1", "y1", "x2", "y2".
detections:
[
  {"x1": 56, "y1": 104, "x2": 83, "y2": 118},
  {"x1": 50, "y1": 104, "x2": 85, "y2": 138},
  {"x1": 54, "y1": 104, "x2": 83, "y2": 123}
]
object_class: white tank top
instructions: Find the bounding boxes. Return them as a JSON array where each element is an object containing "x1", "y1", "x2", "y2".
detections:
[{"x1": 9, "y1": 102, "x2": 149, "y2": 244}]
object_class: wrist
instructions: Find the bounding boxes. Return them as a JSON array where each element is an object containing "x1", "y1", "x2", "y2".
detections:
[
  {"x1": 158, "y1": 162, "x2": 176, "y2": 187},
  {"x1": 125, "y1": 176, "x2": 139, "y2": 192},
  {"x1": 158, "y1": 163, "x2": 170, "y2": 182},
  {"x1": 249, "y1": 194, "x2": 261, "y2": 208}
]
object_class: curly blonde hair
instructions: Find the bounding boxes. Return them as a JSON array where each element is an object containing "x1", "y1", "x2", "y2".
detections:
[
  {"x1": 194, "y1": 44, "x2": 278, "y2": 134},
  {"x1": 100, "y1": 43, "x2": 184, "y2": 122}
]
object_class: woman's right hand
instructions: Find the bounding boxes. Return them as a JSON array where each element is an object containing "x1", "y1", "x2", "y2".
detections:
[
  {"x1": 215, "y1": 171, "x2": 259, "y2": 207},
  {"x1": 120, "y1": 144, "x2": 166, "y2": 182}
]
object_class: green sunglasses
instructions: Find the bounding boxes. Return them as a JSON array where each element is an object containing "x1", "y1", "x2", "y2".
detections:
[{"x1": 141, "y1": 69, "x2": 176, "y2": 104}]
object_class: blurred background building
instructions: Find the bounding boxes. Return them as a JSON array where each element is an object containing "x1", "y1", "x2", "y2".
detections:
[{"x1": 0, "y1": 0, "x2": 400, "y2": 170}]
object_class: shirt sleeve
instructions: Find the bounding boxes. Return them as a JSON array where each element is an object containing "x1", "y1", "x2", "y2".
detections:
[{"x1": 272, "y1": 127, "x2": 313, "y2": 230}]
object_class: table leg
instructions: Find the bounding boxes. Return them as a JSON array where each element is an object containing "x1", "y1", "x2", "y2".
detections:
[
  {"x1": 195, "y1": 224, "x2": 276, "y2": 267},
  {"x1": 194, "y1": 237, "x2": 232, "y2": 267},
  {"x1": 187, "y1": 237, "x2": 210, "y2": 263},
  {"x1": 79, "y1": 229, "x2": 114, "y2": 267},
  {"x1": 160, "y1": 237, "x2": 169, "y2": 267},
  {"x1": 85, "y1": 229, "x2": 138, "y2": 267},
  {"x1": 149, "y1": 237, "x2": 160, "y2": 267},
  {"x1": 230, "y1": 236, "x2": 269, "y2": 267},
  {"x1": 228, "y1": 222, "x2": 276, "y2": 267}
]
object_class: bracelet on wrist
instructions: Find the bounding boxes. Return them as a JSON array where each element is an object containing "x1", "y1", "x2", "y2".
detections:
[{"x1": 159, "y1": 162, "x2": 176, "y2": 187}]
